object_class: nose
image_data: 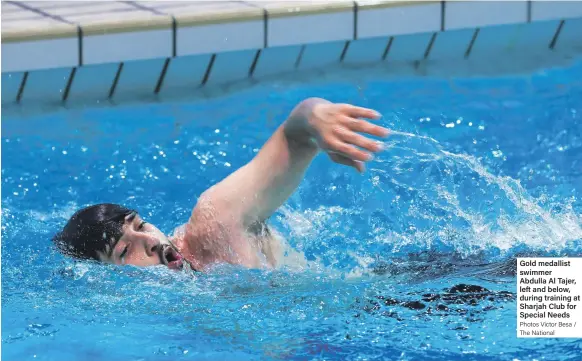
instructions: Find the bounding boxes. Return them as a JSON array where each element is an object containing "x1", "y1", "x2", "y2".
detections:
[{"x1": 143, "y1": 236, "x2": 161, "y2": 257}]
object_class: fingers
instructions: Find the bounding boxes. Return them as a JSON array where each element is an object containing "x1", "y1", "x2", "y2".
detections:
[
  {"x1": 339, "y1": 130, "x2": 383, "y2": 153},
  {"x1": 338, "y1": 104, "x2": 381, "y2": 120},
  {"x1": 328, "y1": 153, "x2": 365, "y2": 173},
  {"x1": 330, "y1": 141, "x2": 372, "y2": 162},
  {"x1": 342, "y1": 117, "x2": 389, "y2": 137}
]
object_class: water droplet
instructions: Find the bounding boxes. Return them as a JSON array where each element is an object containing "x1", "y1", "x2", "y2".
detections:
[{"x1": 445, "y1": 123, "x2": 455, "y2": 128}]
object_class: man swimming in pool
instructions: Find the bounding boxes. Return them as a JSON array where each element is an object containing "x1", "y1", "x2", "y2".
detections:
[{"x1": 53, "y1": 98, "x2": 389, "y2": 272}]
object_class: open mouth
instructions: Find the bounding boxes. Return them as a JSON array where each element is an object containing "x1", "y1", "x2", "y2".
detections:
[{"x1": 160, "y1": 245, "x2": 184, "y2": 270}]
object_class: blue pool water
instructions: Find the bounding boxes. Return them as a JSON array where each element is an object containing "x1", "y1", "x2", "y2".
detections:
[{"x1": 2, "y1": 59, "x2": 582, "y2": 361}]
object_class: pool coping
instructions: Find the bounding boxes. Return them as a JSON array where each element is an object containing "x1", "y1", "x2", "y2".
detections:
[
  {"x1": 1, "y1": 1, "x2": 449, "y2": 43},
  {"x1": 2, "y1": 1, "x2": 582, "y2": 107},
  {"x1": 5, "y1": 0, "x2": 581, "y2": 70}
]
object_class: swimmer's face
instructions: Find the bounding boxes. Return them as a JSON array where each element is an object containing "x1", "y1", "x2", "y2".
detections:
[{"x1": 98, "y1": 213, "x2": 184, "y2": 270}]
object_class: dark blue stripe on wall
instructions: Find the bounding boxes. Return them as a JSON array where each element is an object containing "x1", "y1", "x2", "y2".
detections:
[
  {"x1": 16, "y1": 71, "x2": 29, "y2": 104},
  {"x1": 353, "y1": 1, "x2": 358, "y2": 40},
  {"x1": 109, "y1": 63, "x2": 124, "y2": 99},
  {"x1": 295, "y1": 45, "x2": 306, "y2": 68},
  {"x1": 62, "y1": 67, "x2": 77, "y2": 102},
  {"x1": 465, "y1": 28, "x2": 480, "y2": 58},
  {"x1": 263, "y1": 9, "x2": 268, "y2": 48},
  {"x1": 549, "y1": 20, "x2": 565, "y2": 49},
  {"x1": 424, "y1": 33, "x2": 438, "y2": 59},
  {"x1": 340, "y1": 41, "x2": 350, "y2": 62},
  {"x1": 249, "y1": 50, "x2": 262, "y2": 77},
  {"x1": 382, "y1": 37, "x2": 394, "y2": 60},
  {"x1": 78, "y1": 26, "x2": 83, "y2": 66},
  {"x1": 202, "y1": 54, "x2": 216, "y2": 85},
  {"x1": 440, "y1": 1, "x2": 446, "y2": 31},
  {"x1": 154, "y1": 58, "x2": 171, "y2": 94}
]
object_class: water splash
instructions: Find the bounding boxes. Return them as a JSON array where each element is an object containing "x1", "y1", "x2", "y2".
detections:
[{"x1": 276, "y1": 130, "x2": 581, "y2": 277}]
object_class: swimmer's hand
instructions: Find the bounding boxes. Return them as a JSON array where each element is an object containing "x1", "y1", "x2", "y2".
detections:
[{"x1": 306, "y1": 101, "x2": 389, "y2": 173}]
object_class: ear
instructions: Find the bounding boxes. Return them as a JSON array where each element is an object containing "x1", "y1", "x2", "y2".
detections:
[
  {"x1": 96, "y1": 239, "x2": 117, "y2": 264},
  {"x1": 96, "y1": 250, "x2": 111, "y2": 263}
]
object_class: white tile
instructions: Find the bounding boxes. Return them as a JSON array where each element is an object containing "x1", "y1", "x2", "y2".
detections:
[
  {"x1": 25, "y1": 1, "x2": 134, "y2": 16},
  {"x1": 2, "y1": 37, "x2": 78, "y2": 72},
  {"x1": 358, "y1": 2, "x2": 441, "y2": 38},
  {"x1": 160, "y1": 54, "x2": 211, "y2": 92},
  {"x1": 170, "y1": 1, "x2": 263, "y2": 55},
  {"x1": 21, "y1": 67, "x2": 72, "y2": 104},
  {"x1": 113, "y1": 58, "x2": 167, "y2": 100},
  {"x1": 253, "y1": 45, "x2": 302, "y2": 78},
  {"x1": 1, "y1": 18, "x2": 68, "y2": 33},
  {"x1": 49, "y1": 5, "x2": 172, "y2": 65},
  {"x1": 67, "y1": 63, "x2": 119, "y2": 103},
  {"x1": 139, "y1": 1, "x2": 252, "y2": 14},
  {"x1": 1, "y1": 2, "x2": 23, "y2": 13},
  {"x1": 532, "y1": 1, "x2": 582, "y2": 21},
  {"x1": 385, "y1": 32, "x2": 433, "y2": 62},
  {"x1": 445, "y1": 1, "x2": 528, "y2": 31},
  {"x1": 205, "y1": 49, "x2": 257, "y2": 86},
  {"x1": 1, "y1": 2, "x2": 40, "y2": 21},
  {"x1": 268, "y1": 11, "x2": 353, "y2": 47},
  {"x1": 343, "y1": 37, "x2": 389, "y2": 64},
  {"x1": 257, "y1": 1, "x2": 352, "y2": 14},
  {"x1": 21, "y1": 1, "x2": 113, "y2": 10},
  {"x1": 1, "y1": 12, "x2": 41, "y2": 21},
  {"x1": 177, "y1": 20, "x2": 263, "y2": 56},
  {"x1": 83, "y1": 29, "x2": 172, "y2": 65},
  {"x1": 297, "y1": 41, "x2": 346, "y2": 70},
  {"x1": 1, "y1": 72, "x2": 24, "y2": 104},
  {"x1": 429, "y1": 28, "x2": 475, "y2": 60}
]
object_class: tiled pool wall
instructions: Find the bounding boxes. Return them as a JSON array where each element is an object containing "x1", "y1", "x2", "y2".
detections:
[{"x1": 2, "y1": 0, "x2": 582, "y2": 109}]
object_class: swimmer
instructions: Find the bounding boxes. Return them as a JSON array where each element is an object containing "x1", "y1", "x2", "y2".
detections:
[{"x1": 53, "y1": 98, "x2": 389, "y2": 271}]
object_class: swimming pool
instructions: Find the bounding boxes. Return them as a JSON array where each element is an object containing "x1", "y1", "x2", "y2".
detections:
[{"x1": 2, "y1": 58, "x2": 582, "y2": 361}]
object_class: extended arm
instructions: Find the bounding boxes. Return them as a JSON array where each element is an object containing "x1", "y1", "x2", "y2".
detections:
[{"x1": 197, "y1": 97, "x2": 389, "y2": 228}]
